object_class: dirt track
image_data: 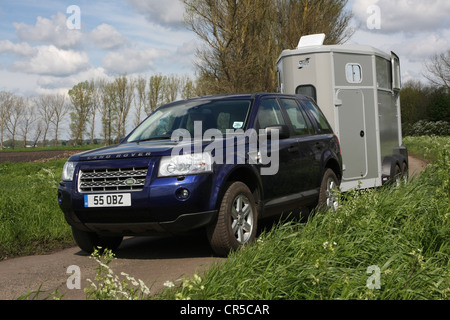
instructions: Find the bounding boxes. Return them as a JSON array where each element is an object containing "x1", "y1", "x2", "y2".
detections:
[{"x1": 0, "y1": 151, "x2": 428, "y2": 300}]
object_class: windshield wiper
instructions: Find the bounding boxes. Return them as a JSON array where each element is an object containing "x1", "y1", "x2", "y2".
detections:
[{"x1": 134, "y1": 136, "x2": 173, "y2": 143}]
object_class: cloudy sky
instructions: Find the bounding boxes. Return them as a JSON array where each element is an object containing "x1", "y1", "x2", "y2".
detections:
[{"x1": 0, "y1": 0, "x2": 449, "y2": 97}]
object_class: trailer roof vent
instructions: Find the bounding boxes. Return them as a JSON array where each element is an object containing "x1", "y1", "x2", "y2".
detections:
[{"x1": 297, "y1": 33, "x2": 326, "y2": 49}]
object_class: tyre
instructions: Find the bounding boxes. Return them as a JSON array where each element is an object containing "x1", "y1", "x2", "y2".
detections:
[
  {"x1": 402, "y1": 162, "x2": 409, "y2": 183},
  {"x1": 318, "y1": 169, "x2": 340, "y2": 212},
  {"x1": 394, "y1": 164, "x2": 402, "y2": 187},
  {"x1": 207, "y1": 182, "x2": 258, "y2": 256},
  {"x1": 72, "y1": 227, "x2": 123, "y2": 254}
]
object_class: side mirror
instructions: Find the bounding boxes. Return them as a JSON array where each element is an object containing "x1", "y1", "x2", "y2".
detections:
[{"x1": 265, "y1": 125, "x2": 290, "y2": 139}]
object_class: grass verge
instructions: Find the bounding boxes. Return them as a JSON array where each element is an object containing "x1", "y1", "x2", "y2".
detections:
[{"x1": 0, "y1": 160, "x2": 74, "y2": 259}]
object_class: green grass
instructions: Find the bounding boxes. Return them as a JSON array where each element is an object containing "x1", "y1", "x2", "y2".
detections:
[
  {"x1": 0, "y1": 160, "x2": 74, "y2": 259},
  {"x1": 403, "y1": 135, "x2": 449, "y2": 161}
]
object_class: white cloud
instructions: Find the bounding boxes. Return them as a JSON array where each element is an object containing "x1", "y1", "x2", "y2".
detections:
[
  {"x1": 13, "y1": 12, "x2": 83, "y2": 49},
  {"x1": 102, "y1": 47, "x2": 165, "y2": 74},
  {"x1": 12, "y1": 45, "x2": 91, "y2": 77},
  {"x1": 353, "y1": 0, "x2": 450, "y2": 34},
  {"x1": 89, "y1": 24, "x2": 128, "y2": 50},
  {"x1": 394, "y1": 34, "x2": 449, "y2": 62},
  {"x1": 36, "y1": 67, "x2": 111, "y2": 94},
  {"x1": 127, "y1": 0, "x2": 185, "y2": 28},
  {"x1": 0, "y1": 40, "x2": 35, "y2": 56}
]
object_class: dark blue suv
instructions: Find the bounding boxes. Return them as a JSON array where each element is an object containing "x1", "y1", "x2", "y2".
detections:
[{"x1": 58, "y1": 93, "x2": 342, "y2": 256}]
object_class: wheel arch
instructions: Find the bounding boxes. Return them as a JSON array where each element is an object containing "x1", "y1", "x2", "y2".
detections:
[
  {"x1": 324, "y1": 157, "x2": 342, "y2": 183},
  {"x1": 213, "y1": 166, "x2": 263, "y2": 212}
]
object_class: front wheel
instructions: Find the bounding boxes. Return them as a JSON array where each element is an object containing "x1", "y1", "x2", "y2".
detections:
[
  {"x1": 207, "y1": 182, "x2": 258, "y2": 256},
  {"x1": 72, "y1": 227, "x2": 123, "y2": 254},
  {"x1": 318, "y1": 169, "x2": 340, "y2": 212}
]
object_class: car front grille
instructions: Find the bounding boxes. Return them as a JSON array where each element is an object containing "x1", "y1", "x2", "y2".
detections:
[{"x1": 78, "y1": 167, "x2": 148, "y2": 193}]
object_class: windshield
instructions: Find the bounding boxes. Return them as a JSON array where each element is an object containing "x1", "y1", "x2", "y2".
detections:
[{"x1": 127, "y1": 99, "x2": 253, "y2": 143}]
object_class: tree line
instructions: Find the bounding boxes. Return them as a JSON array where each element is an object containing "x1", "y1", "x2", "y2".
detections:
[
  {"x1": 0, "y1": 74, "x2": 200, "y2": 148},
  {"x1": 401, "y1": 50, "x2": 450, "y2": 136}
]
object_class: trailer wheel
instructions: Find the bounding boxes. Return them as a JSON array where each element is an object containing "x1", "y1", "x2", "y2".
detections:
[
  {"x1": 402, "y1": 162, "x2": 409, "y2": 183},
  {"x1": 394, "y1": 164, "x2": 402, "y2": 187}
]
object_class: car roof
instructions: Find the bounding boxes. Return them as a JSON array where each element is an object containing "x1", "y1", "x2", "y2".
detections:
[{"x1": 182, "y1": 92, "x2": 310, "y2": 102}]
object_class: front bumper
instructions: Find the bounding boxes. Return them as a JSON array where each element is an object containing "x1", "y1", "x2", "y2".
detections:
[
  {"x1": 64, "y1": 209, "x2": 217, "y2": 236},
  {"x1": 58, "y1": 162, "x2": 217, "y2": 236}
]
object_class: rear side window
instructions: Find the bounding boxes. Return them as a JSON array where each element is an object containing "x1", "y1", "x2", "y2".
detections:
[
  {"x1": 256, "y1": 98, "x2": 286, "y2": 129},
  {"x1": 280, "y1": 99, "x2": 313, "y2": 136},
  {"x1": 301, "y1": 99, "x2": 333, "y2": 134}
]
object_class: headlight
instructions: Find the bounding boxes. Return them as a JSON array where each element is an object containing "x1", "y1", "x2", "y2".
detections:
[
  {"x1": 62, "y1": 161, "x2": 77, "y2": 182},
  {"x1": 158, "y1": 153, "x2": 212, "y2": 177}
]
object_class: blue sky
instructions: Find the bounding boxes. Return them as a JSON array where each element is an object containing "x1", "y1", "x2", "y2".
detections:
[{"x1": 0, "y1": 0, "x2": 449, "y2": 97}]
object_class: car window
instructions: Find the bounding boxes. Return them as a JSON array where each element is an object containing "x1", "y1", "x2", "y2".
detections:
[
  {"x1": 280, "y1": 99, "x2": 313, "y2": 136},
  {"x1": 257, "y1": 98, "x2": 285, "y2": 129},
  {"x1": 127, "y1": 99, "x2": 252, "y2": 142},
  {"x1": 301, "y1": 99, "x2": 333, "y2": 134}
]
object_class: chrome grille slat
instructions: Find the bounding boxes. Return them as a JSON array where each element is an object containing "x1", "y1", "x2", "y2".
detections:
[{"x1": 79, "y1": 167, "x2": 148, "y2": 193}]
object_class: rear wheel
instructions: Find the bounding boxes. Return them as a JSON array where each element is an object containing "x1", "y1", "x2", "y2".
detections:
[
  {"x1": 402, "y1": 162, "x2": 409, "y2": 183},
  {"x1": 72, "y1": 227, "x2": 123, "y2": 254},
  {"x1": 207, "y1": 182, "x2": 258, "y2": 256},
  {"x1": 394, "y1": 164, "x2": 402, "y2": 187},
  {"x1": 318, "y1": 169, "x2": 340, "y2": 212}
]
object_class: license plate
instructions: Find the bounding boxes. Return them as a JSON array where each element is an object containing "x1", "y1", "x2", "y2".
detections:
[{"x1": 84, "y1": 194, "x2": 131, "y2": 208}]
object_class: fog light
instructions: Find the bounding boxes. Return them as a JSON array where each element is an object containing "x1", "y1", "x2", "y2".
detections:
[{"x1": 176, "y1": 188, "x2": 190, "y2": 200}]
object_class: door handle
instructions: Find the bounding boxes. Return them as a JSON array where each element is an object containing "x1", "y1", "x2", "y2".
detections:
[{"x1": 360, "y1": 130, "x2": 365, "y2": 138}]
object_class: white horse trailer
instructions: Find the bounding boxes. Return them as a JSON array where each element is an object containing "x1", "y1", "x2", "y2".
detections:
[{"x1": 277, "y1": 34, "x2": 408, "y2": 191}]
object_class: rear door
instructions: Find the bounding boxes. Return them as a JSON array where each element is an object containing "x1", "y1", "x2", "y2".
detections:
[
  {"x1": 255, "y1": 97, "x2": 303, "y2": 206},
  {"x1": 279, "y1": 98, "x2": 320, "y2": 192}
]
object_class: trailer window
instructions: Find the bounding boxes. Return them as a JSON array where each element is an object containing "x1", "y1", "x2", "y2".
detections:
[
  {"x1": 376, "y1": 56, "x2": 392, "y2": 90},
  {"x1": 346, "y1": 64, "x2": 362, "y2": 83},
  {"x1": 296, "y1": 85, "x2": 317, "y2": 102}
]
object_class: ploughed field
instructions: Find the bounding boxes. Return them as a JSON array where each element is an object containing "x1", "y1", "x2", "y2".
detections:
[{"x1": 0, "y1": 150, "x2": 81, "y2": 163}]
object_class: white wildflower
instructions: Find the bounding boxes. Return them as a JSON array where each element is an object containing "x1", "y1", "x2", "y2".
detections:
[{"x1": 164, "y1": 281, "x2": 175, "y2": 288}]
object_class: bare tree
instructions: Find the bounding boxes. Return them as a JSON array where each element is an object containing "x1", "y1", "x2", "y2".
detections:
[
  {"x1": 181, "y1": 75, "x2": 196, "y2": 99},
  {"x1": 424, "y1": 49, "x2": 450, "y2": 91},
  {"x1": 134, "y1": 75, "x2": 147, "y2": 127},
  {"x1": 99, "y1": 79, "x2": 117, "y2": 145},
  {"x1": 20, "y1": 98, "x2": 38, "y2": 148},
  {"x1": 49, "y1": 94, "x2": 69, "y2": 146},
  {"x1": 35, "y1": 95, "x2": 56, "y2": 147},
  {"x1": 113, "y1": 75, "x2": 135, "y2": 143},
  {"x1": 6, "y1": 95, "x2": 25, "y2": 149},
  {"x1": 148, "y1": 74, "x2": 165, "y2": 115},
  {"x1": 183, "y1": 0, "x2": 353, "y2": 94},
  {"x1": 89, "y1": 82, "x2": 101, "y2": 145},
  {"x1": 69, "y1": 80, "x2": 95, "y2": 146},
  {"x1": 32, "y1": 120, "x2": 43, "y2": 148},
  {"x1": 164, "y1": 74, "x2": 181, "y2": 103},
  {"x1": 0, "y1": 91, "x2": 14, "y2": 150}
]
